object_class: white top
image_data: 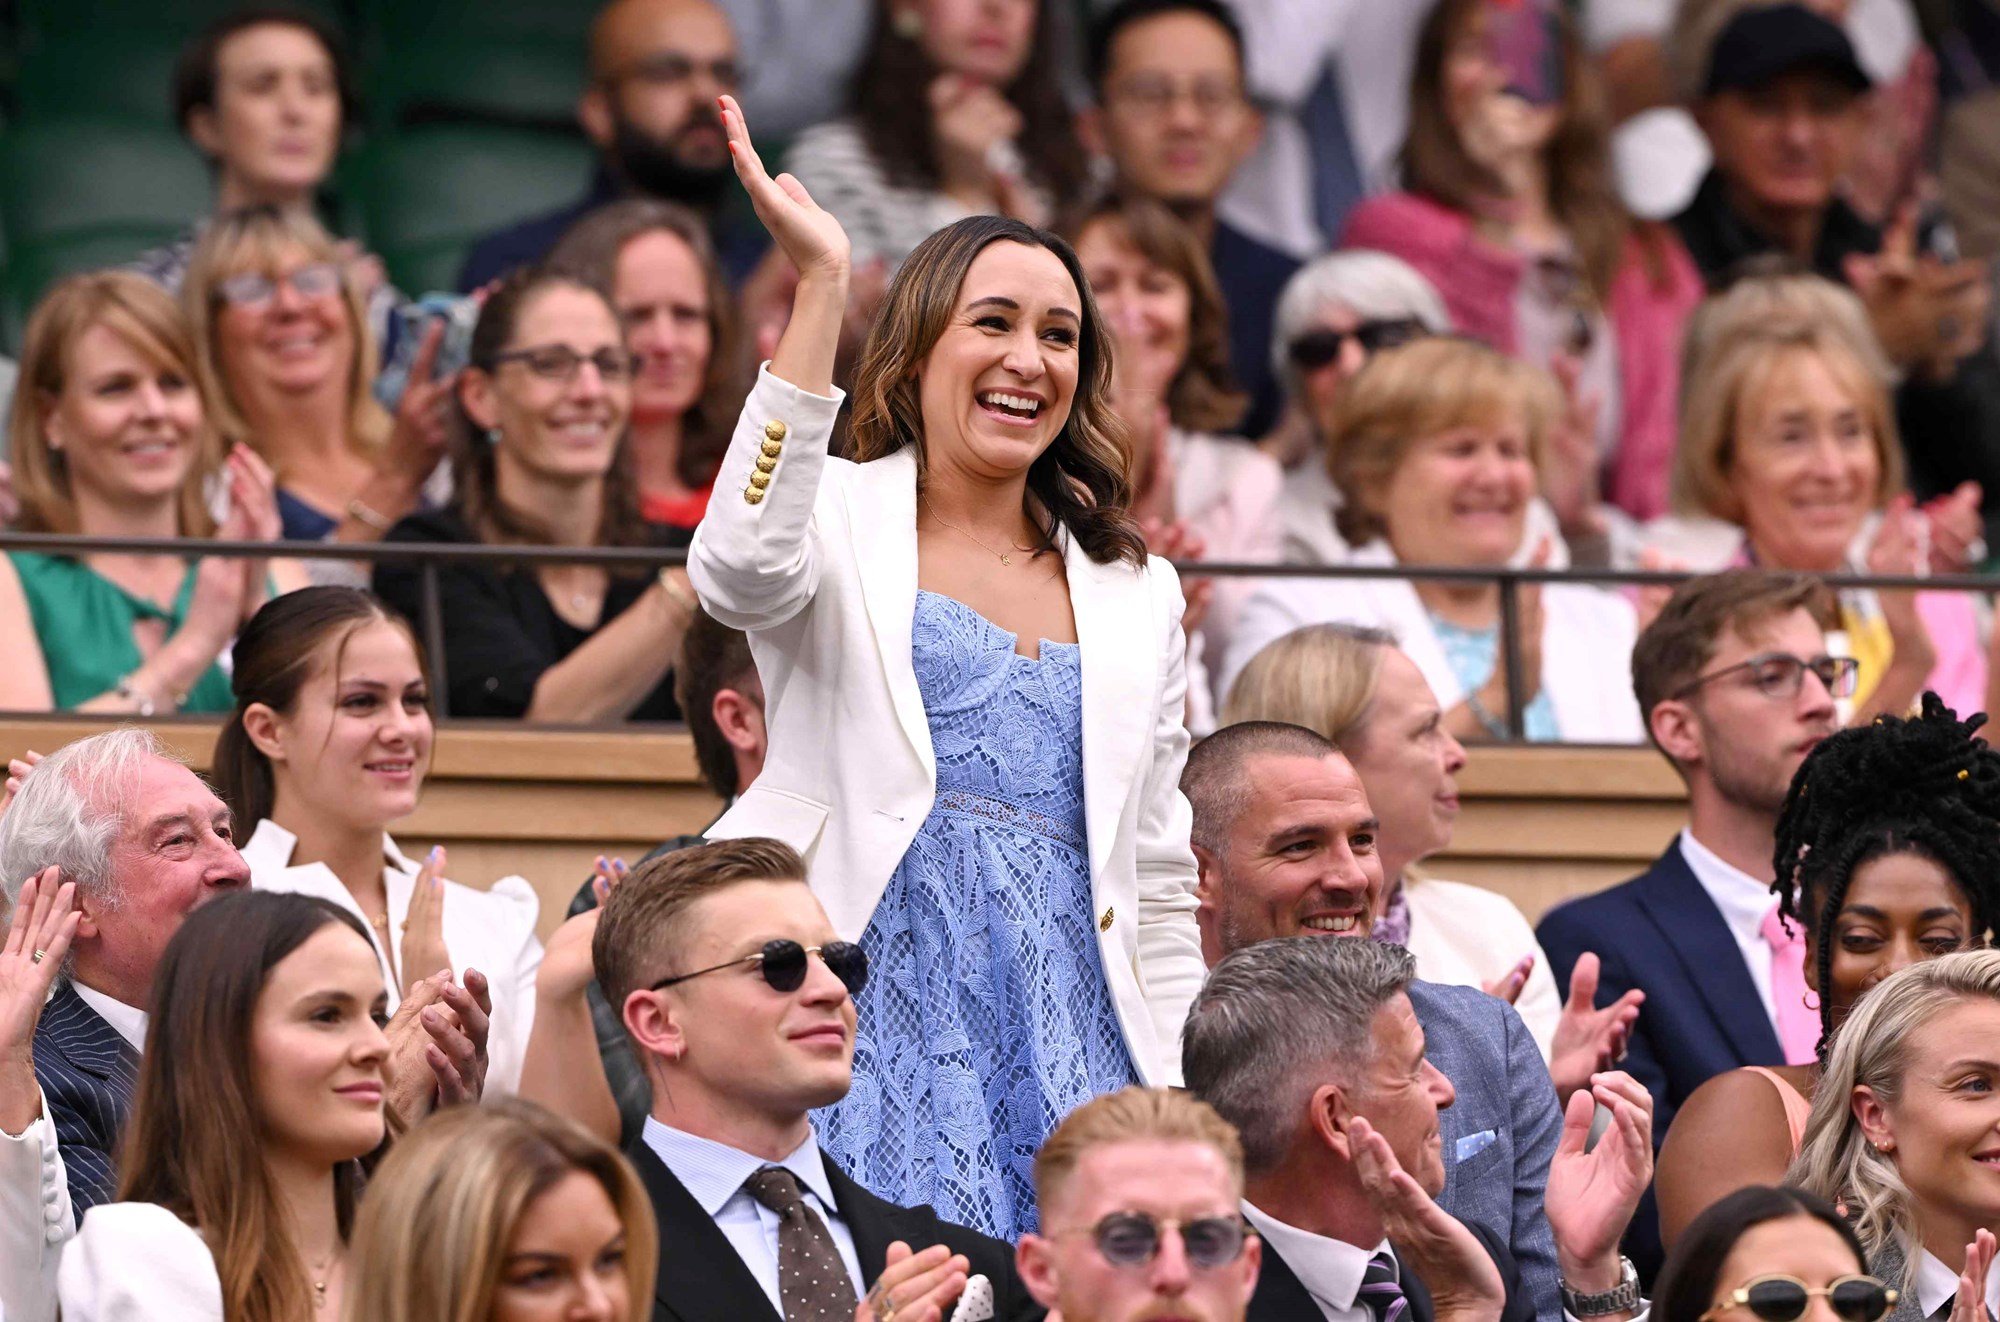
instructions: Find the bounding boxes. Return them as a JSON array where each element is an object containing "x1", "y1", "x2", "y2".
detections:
[
  {"x1": 241, "y1": 818, "x2": 545, "y2": 1094},
  {"x1": 1402, "y1": 875, "x2": 1561, "y2": 1059},
  {"x1": 0, "y1": 1086, "x2": 73, "y2": 1322},
  {"x1": 57, "y1": 1202, "x2": 222, "y2": 1321},
  {"x1": 1243, "y1": 1200, "x2": 1389, "y2": 1322},
  {"x1": 642, "y1": 1118, "x2": 864, "y2": 1314},
  {"x1": 1917, "y1": 1245, "x2": 2000, "y2": 1319},
  {"x1": 70, "y1": 985, "x2": 146, "y2": 1055},
  {"x1": 1169, "y1": 428, "x2": 1285, "y2": 732},
  {"x1": 1677, "y1": 830, "x2": 1781, "y2": 1034}
]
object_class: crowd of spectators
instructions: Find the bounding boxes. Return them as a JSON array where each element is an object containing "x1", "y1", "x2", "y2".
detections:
[{"x1": 1, "y1": 0, "x2": 1999, "y2": 1319}]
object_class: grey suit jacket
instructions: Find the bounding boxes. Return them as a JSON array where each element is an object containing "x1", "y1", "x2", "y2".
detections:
[
  {"x1": 1410, "y1": 980, "x2": 1563, "y2": 1322},
  {"x1": 1872, "y1": 1239, "x2": 1934, "y2": 1322}
]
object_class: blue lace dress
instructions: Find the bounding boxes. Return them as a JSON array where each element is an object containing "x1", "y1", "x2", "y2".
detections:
[{"x1": 815, "y1": 590, "x2": 1140, "y2": 1240}]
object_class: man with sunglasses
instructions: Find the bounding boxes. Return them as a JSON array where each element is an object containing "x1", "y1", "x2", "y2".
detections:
[
  {"x1": 1016, "y1": 1086, "x2": 1261, "y2": 1322},
  {"x1": 592, "y1": 836, "x2": 1040, "y2": 1322},
  {"x1": 1539, "y1": 571, "x2": 1849, "y2": 1281},
  {"x1": 1183, "y1": 937, "x2": 1654, "y2": 1322}
]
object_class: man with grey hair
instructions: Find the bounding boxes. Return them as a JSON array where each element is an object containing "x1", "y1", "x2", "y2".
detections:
[{"x1": 1183, "y1": 936, "x2": 1655, "y2": 1322}]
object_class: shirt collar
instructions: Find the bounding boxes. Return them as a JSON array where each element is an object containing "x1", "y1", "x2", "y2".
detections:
[
  {"x1": 1678, "y1": 830, "x2": 1779, "y2": 944},
  {"x1": 1917, "y1": 1247, "x2": 2000, "y2": 1319},
  {"x1": 1242, "y1": 1200, "x2": 1387, "y2": 1311},
  {"x1": 71, "y1": 982, "x2": 148, "y2": 1053},
  {"x1": 642, "y1": 1118, "x2": 837, "y2": 1217}
]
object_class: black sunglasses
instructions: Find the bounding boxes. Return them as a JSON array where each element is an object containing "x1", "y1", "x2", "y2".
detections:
[
  {"x1": 1055, "y1": 1212, "x2": 1252, "y2": 1270},
  {"x1": 651, "y1": 939, "x2": 869, "y2": 995},
  {"x1": 1700, "y1": 1275, "x2": 1896, "y2": 1322},
  {"x1": 1288, "y1": 319, "x2": 1428, "y2": 370}
]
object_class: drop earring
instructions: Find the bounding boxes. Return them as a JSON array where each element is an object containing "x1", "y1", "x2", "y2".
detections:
[
  {"x1": 892, "y1": 6, "x2": 924, "y2": 40},
  {"x1": 486, "y1": 427, "x2": 502, "y2": 447}
]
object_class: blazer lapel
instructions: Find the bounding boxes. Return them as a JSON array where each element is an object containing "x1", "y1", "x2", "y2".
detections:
[
  {"x1": 626, "y1": 1141, "x2": 782, "y2": 1322},
  {"x1": 1634, "y1": 842, "x2": 1784, "y2": 1063},
  {"x1": 847, "y1": 448, "x2": 934, "y2": 778},
  {"x1": 1064, "y1": 535, "x2": 1155, "y2": 882},
  {"x1": 41, "y1": 981, "x2": 140, "y2": 1084},
  {"x1": 1245, "y1": 1243, "x2": 1327, "y2": 1322},
  {"x1": 825, "y1": 1155, "x2": 908, "y2": 1286}
]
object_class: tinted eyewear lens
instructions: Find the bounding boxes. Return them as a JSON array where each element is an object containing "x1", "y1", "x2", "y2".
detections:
[
  {"x1": 1288, "y1": 329, "x2": 1348, "y2": 370},
  {"x1": 1827, "y1": 1277, "x2": 1894, "y2": 1322},
  {"x1": 1356, "y1": 319, "x2": 1426, "y2": 353},
  {"x1": 1704, "y1": 1275, "x2": 1895, "y2": 1322},
  {"x1": 753, "y1": 939, "x2": 870, "y2": 994},
  {"x1": 1090, "y1": 1213, "x2": 1248, "y2": 1269}
]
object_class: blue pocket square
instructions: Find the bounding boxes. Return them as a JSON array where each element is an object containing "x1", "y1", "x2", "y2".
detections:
[{"x1": 1455, "y1": 1129, "x2": 1499, "y2": 1162}]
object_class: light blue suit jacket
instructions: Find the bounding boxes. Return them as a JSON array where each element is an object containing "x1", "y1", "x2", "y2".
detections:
[{"x1": 1411, "y1": 979, "x2": 1563, "y2": 1322}]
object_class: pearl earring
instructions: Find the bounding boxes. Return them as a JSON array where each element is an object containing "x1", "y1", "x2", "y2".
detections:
[{"x1": 486, "y1": 427, "x2": 502, "y2": 446}]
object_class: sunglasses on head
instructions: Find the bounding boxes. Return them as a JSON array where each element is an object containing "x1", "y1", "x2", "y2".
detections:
[
  {"x1": 1700, "y1": 1275, "x2": 1896, "y2": 1322},
  {"x1": 1288, "y1": 319, "x2": 1428, "y2": 370},
  {"x1": 650, "y1": 939, "x2": 869, "y2": 995},
  {"x1": 1056, "y1": 1212, "x2": 1252, "y2": 1270}
]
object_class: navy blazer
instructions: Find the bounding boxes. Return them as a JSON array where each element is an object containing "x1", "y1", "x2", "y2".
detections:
[
  {"x1": 1536, "y1": 836, "x2": 1784, "y2": 1283},
  {"x1": 1249, "y1": 1215, "x2": 1538, "y2": 1322},
  {"x1": 33, "y1": 981, "x2": 139, "y2": 1217},
  {"x1": 1411, "y1": 980, "x2": 1562, "y2": 1322}
]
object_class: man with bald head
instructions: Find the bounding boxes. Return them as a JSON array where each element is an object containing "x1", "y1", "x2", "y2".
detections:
[{"x1": 458, "y1": 0, "x2": 766, "y2": 288}]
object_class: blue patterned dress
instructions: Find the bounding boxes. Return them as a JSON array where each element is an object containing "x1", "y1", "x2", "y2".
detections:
[{"x1": 815, "y1": 590, "x2": 1140, "y2": 1240}]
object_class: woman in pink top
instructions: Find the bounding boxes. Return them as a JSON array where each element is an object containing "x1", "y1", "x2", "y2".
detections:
[
  {"x1": 1654, "y1": 697, "x2": 2000, "y2": 1251},
  {"x1": 1341, "y1": 0, "x2": 1702, "y2": 526}
]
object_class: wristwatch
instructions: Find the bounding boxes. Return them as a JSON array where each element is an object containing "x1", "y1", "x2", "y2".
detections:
[{"x1": 1561, "y1": 1257, "x2": 1641, "y2": 1317}]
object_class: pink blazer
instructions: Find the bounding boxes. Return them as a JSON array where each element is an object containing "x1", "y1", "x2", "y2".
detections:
[{"x1": 1341, "y1": 191, "x2": 1705, "y2": 522}]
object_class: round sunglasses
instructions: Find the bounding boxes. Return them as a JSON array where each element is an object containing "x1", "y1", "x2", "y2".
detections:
[
  {"x1": 1700, "y1": 1275, "x2": 1896, "y2": 1322},
  {"x1": 650, "y1": 939, "x2": 869, "y2": 996},
  {"x1": 1054, "y1": 1212, "x2": 1252, "y2": 1270}
]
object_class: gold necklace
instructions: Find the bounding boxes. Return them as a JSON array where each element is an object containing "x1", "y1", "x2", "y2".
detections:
[{"x1": 920, "y1": 496, "x2": 1038, "y2": 566}]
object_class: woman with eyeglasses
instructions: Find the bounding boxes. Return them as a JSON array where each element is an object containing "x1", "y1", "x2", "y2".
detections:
[
  {"x1": 1340, "y1": 0, "x2": 1704, "y2": 528},
  {"x1": 1654, "y1": 1186, "x2": 1898, "y2": 1322},
  {"x1": 0, "y1": 271, "x2": 300, "y2": 715},
  {"x1": 1790, "y1": 949, "x2": 2000, "y2": 1321},
  {"x1": 372, "y1": 269, "x2": 697, "y2": 723},
  {"x1": 184, "y1": 206, "x2": 452, "y2": 549},
  {"x1": 1656, "y1": 696, "x2": 2000, "y2": 1250}
]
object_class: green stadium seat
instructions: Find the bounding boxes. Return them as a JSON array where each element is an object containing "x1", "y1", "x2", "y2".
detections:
[
  {"x1": 15, "y1": 0, "x2": 342, "y2": 42},
  {"x1": 345, "y1": 125, "x2": 593, "y2": 295},
  {"x1": 355, "y1": 0, "x2": 590, "y2": 51},
  {"x1": 367, "y1": 38, "x2": 586, "y2": 134},
  {"x1": 0, "y1": 121, "x2": 211, "y2": 249},
  {"x1": 1, "y1": 227, "x2": 183, "y2": 351},
  {"x1": 15, "y1": 37, "x2": 181, "y2": 126}
]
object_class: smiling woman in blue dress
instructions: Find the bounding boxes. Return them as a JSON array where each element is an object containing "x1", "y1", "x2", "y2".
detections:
[{"x1": 688, "y1": 95, "x2": 1206, "y2": 1241}]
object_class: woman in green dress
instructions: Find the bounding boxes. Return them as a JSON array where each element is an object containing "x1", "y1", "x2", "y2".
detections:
[{"x1": 0, "y1": 271, "x2": 300, "y2": 714}]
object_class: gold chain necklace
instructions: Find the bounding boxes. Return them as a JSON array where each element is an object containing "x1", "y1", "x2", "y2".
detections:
[{"x1": 920, "y1": 495, "x2": 1038, "y2": 567}]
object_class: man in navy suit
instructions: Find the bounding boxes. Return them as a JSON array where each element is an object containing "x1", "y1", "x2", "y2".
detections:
[
  {"x1": 1537, "y1": 570, "x2": 1844, "y2": 1278},
  {"x1": 1183, "y1": 937, "x2": 1652, "y2": 1322},
  {"x1": 1183, "y1": 723, "x2": 1634, "y2": 1322}
]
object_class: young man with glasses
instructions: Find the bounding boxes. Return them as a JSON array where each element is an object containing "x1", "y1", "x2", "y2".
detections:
[
  {"x1": 592, "y1": 836, "x2": 1040, "y2": 1322},
  {"x1": 1016, "y1": 1086, "x2": 1262, "y2": 1322},
  {"x1": 1182, "y1": 936, "x2": 1652, "y2": 1322},
  {"x1": 1538, "y1": 569, "x2": 1849, "y2": 1280}
]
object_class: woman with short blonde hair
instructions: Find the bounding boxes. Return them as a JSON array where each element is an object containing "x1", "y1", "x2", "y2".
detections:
[{"x1": 342, "y1": 1100, "x2": 656, "y2": 1322}]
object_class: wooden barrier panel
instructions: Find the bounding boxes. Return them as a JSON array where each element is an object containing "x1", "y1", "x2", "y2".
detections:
[{"x1": 0, "y1": 720, "x2": 1687, "y2": 935}]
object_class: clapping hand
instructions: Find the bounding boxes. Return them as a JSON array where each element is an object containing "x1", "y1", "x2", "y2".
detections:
[
  {"x1": 382, "y1": 967, "x2": 491, "y2": 1126},
  {"x1": 537, "y1": 856, "x2": 628, "y2": 1004},
  {"x1": 859, "y1": 1242, "x2": 972, "y2": 1322},
  {"x1": 381, "y1": 320, "x2": 454, "y2": 493},
  {"x1": 1350, "y1": 1115, "x2": 1505, "y2": 1322},
  {"x1": 398, "y1": 846, "x2": 452, "y2": 999},
  {"x1": 0, "y1": 869, "x2": 80, "y2": 1134},
  {"x1": 1546, "y1": 1071, "x2": 1652, "y2": 1299},
  {"x1": 1953, "y1": 1229, "x2": 1996, "y2": 1322},
  {"x1": 1483, "y1": 955, "x2": 1535, "y2": 1005},
  {"x1": 1548, "y1": 952, "x2": 1644, "y2": 1105}
]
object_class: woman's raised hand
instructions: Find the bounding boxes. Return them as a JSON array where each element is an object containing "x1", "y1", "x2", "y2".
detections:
[{"x1": 722, "y1": 95, "x2": 849, "y2": 280}]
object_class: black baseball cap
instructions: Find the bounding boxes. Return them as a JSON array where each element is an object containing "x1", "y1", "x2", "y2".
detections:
[{"x1": 1702, "y1": 3, "x2": 1872, "y2": 98}]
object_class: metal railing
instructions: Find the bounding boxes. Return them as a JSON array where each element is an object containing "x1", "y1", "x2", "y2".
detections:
[{"x1": 3, "y1": 531, "x2": 1990, "y2": 737}]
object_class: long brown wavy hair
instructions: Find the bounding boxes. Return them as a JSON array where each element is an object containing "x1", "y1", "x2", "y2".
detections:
[
  {"x1": 847, "y1": 215, "x2": 1147, "y2": 567},
  {"x1": 120, "y1": 891, "x2": 380, "y2": 1322}
]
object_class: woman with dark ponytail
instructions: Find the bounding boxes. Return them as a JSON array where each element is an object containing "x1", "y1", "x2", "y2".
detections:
[{"x1": 1655, "y1": 693, "x2": 2000, "y2": 1249}]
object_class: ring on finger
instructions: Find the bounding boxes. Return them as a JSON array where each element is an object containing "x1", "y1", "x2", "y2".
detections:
[{"x1": 30, "y1": 949, "x2": 45, "y2": 964}]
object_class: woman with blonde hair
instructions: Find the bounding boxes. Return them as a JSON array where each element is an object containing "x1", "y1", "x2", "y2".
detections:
[
  {"x1": 183, "y1": 205, "x2": 452, "y2": 545},
  {"x1": 1223, "y1": 336, "x2": 1645, "y2": 743},
  {"x1": 692, "y1": 98, "x2": 1203, "y2": 1239},
  {"x1": 1654, "y1": 272, "x2": 1980, "y2": 719},
  {"x1": 0, "y1": 270, "x2": 296, "y2": 714},
  {"x1": 342, "y1": 1099, "x2": 656, "y2": 1322},
  {"x1": 1788, "y1": 949, "x2": 2000, "y2": 1320}
]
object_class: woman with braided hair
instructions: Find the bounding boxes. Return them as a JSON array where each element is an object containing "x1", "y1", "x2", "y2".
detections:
[{"x1": 1655, "y1": 693, "x2": 2000, "y2": 1250}]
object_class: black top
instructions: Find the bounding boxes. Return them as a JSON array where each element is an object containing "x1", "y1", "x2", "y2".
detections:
[{"x1": 372, "y1": 506, "x2": 687, "y2": 722}]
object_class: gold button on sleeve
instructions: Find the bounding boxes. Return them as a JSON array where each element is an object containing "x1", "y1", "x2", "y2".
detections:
[
  {"x1": 761, "y1": 438, "x2": 784, "y2": 459},
  {"x1": 763, "y1": 420, "x2": 788, "y2": 443},
  {"x1": 755, "y1": 454, "x2": 779, "y2": 474},
  {"x1": 744, "y1": 487, "x2": 767, "y2": 505},
  {"x1": 748, "y1": 470, "x2": 772, "y2": 490}
]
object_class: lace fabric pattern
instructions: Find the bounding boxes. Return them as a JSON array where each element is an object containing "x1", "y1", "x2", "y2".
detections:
[{"x1": 815, "y1": 591, "x2": 1139, "y2": 1240}]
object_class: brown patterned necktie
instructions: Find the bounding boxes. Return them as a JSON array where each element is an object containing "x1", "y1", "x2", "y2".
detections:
[{"x1": 743, "y1": 1166, "x2": 860, "y2": 1322}]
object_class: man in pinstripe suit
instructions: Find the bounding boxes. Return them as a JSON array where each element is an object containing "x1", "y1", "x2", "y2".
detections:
[{"x1": 0, "y1": 730, "x2": 251, "y2": 1217}]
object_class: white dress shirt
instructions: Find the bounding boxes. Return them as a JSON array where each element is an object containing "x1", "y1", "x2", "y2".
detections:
[
  {"x1": 1676, "y1": 831, "x2": 1782, "y2": 1034},
  {"x1": 1917, "y1": 1246, "x2": 2000, "y2": 1320},
  {"x1": 1243, "y1": 1201, "x2": 1387, "y2": 1322},
  {"x1": 643, "y1": 1118, "x2": 865, "y2": 1315},
  {"x1": 69, "y1": 985, "x2": 146, "y2": 1054}
]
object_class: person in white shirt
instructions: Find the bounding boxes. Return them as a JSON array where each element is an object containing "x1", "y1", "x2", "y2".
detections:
[
  {"x1": 1183, "y1": 936, "x2": 1656, "y2": 1322},
  {"x1": 0, "y1": 868, "x2": 81, "y2": 1322}
]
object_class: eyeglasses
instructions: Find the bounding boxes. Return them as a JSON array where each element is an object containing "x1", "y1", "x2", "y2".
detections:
[
  {"x1": 1288, "y1": 319, "x2": 1428, "y2": 370},
  {"x1": 1670, "y1": 653, "x2": 1860, "y2": 702},
  {"x1": 1053, "y1": 1212, "x2": 1253, "y2": 1270},
  {"x1": 214, "y1": 262, "x2": 342, "y2": 309},
  {"x1": 1699, "y1": 1275, "x2": 1896, "y2": 1322},
  {"x1": 1106, "y1": 74, "x2": 1245, "y2": 116},
  {"x1": 490, "y1": 345, "x2": 641, "y2": 384},
  {"x1": 650, "y1": 939, "x2": 870, "y2": 996}
]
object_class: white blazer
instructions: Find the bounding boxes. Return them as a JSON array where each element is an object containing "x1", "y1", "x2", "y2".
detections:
[
  {"x1": 1220, "y1": 538, "x2": 1646, "y2": 743},
  {"x1": 57, "y1": 1202, "x2": 221, "y2": 1321},
  {"x1": 0, "y1": 1087, "x2": 72, "y2": 1322},
  {"x1": 689, "y1": 368, "x2": 1208, "y2": 1087},
  {"x1": 242, "y1": 819, "x2": 544, "y2": 1094}
]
